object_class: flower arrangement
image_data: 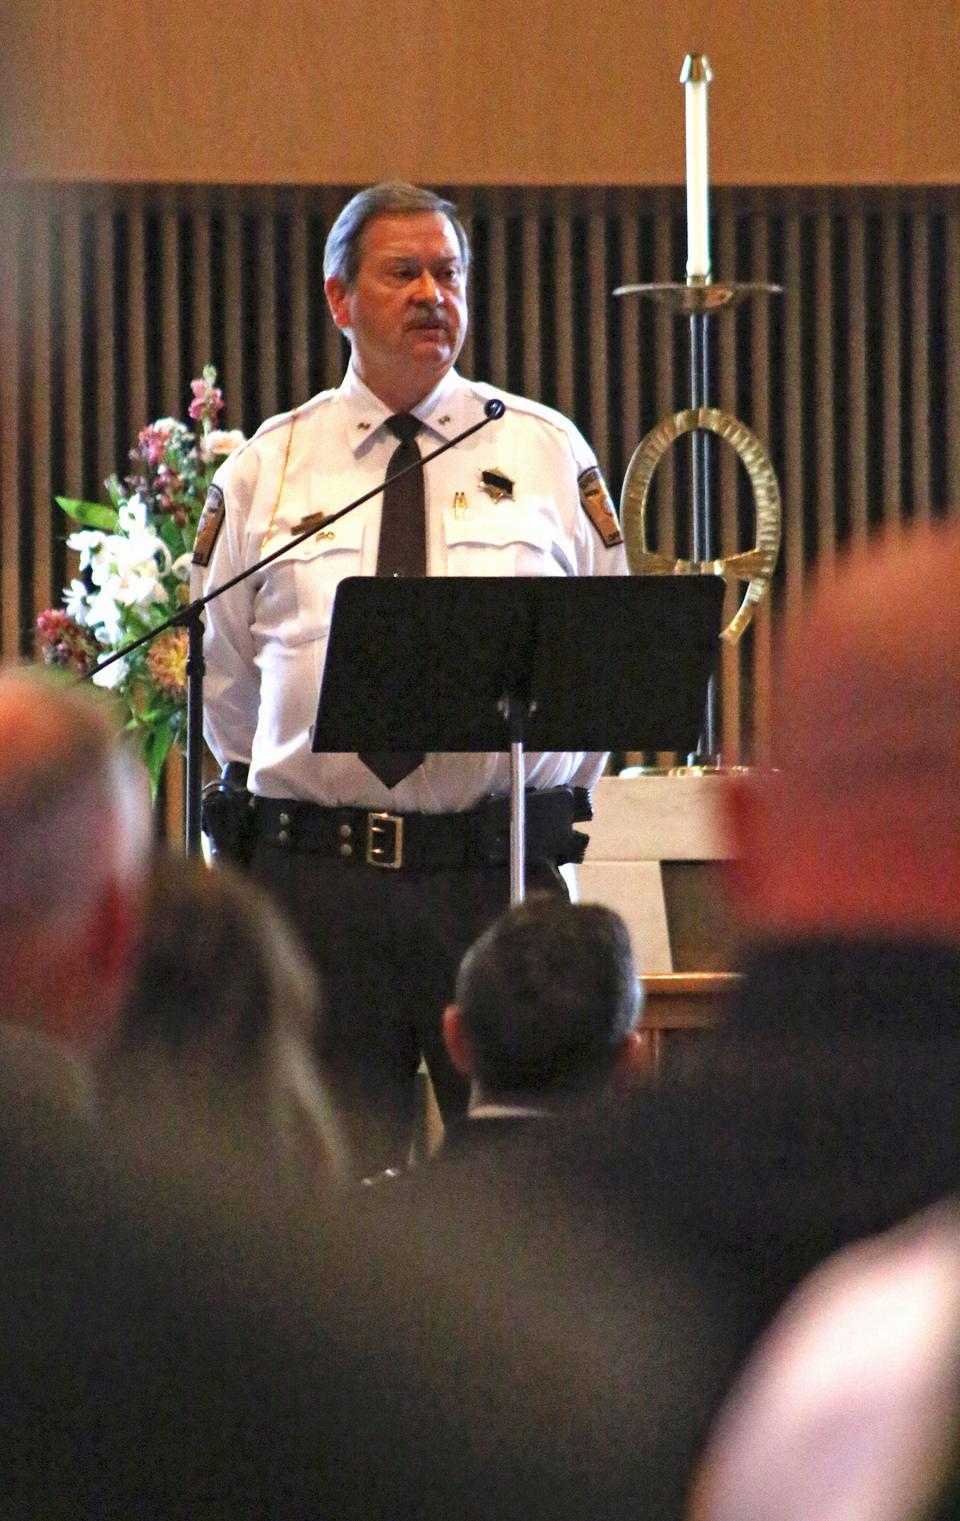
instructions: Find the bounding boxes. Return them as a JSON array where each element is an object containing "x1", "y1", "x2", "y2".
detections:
[{"x1": 36, "y1": 367, "x2": 245, "y2": 794}]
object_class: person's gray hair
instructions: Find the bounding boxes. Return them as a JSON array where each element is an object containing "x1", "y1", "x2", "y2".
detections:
[
  {"x1": 323, "y1": 181, "x2": 471, "y2": 289},
  {"x1": 0, "y1": 666, "x2": 151, "y2": 940}
]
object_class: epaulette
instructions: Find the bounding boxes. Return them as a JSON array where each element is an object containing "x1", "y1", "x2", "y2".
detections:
[
  {"x1": 465, "y1": 382, "x2": 579, "y2": 443},
  {"x1": 248, "y1": 387, "x2": 338, "y2": 446}
]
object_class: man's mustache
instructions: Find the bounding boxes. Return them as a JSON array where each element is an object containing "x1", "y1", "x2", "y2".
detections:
[{"x1": 405, "y1": 307, "x2": 451, "y2": 331}]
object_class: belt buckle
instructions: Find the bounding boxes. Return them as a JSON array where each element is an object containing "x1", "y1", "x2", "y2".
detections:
[{"x1": 366, "y1": 811, "x2": 404, "y2": 869}]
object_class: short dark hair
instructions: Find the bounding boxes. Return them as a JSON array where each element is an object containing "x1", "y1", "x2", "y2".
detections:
[
  {"x1": 323, "y1": 181, "x2": 471, "y2": 289},
  {"x1": 454, "y1": 897, "x2": 640, "y2": 1097}
]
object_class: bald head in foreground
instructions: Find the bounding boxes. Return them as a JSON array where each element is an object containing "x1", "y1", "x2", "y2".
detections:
[
  {"x1": 0, "y1": 666, "x2": 152, "y2": 1051},
  {"x1": 727, "y1": 521, "x2": 960, "y2": 945}
]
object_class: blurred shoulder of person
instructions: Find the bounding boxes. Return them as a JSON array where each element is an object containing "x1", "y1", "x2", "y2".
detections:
[{"x1": 691, "y1": 1200, "x2": 960, "y2": 1521}]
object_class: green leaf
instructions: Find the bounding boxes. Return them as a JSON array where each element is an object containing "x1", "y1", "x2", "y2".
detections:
[
  {"x1": 143, "y1": 723, "x2": 177, "y2": 800},
  {"x1": 104, "y1": 475, "x2": 124, "y2": 509},
  {"x1": 56, "y1": 497, "x2": 119, "y2": 532},
  {"x1": 158, "y1": 518, "x2": 183, "y2": 552}
]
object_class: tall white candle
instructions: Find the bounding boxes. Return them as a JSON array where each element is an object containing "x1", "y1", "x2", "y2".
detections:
[{"x1": 681, "y1": 54, "x2": 712, "y2": 280}]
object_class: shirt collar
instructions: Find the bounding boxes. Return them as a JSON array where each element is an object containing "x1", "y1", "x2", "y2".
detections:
[{"x1": 338, "y1": 361, "x2": 470, "y2": 454}]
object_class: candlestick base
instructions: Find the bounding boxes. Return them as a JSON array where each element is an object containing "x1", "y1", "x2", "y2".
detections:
[{"x1": 613, "y1": 281, "x2": 782, "y2": 315}]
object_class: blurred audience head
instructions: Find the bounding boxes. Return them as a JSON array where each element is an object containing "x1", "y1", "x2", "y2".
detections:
[
  {"x1": 726, "y1": 522, "x2": 960, "y2": 946},
  {"x1": 444, "y1": 895, "x2": 642, "y2": 1107},
  {"x1": 0, "y1": 664, "x2": 151, "y2": 1049},
  {"x1": 690, "y1": 1202, "x2": 960, "y2": 1521},
  {"x1": 98, "y1": 851, "x2": 350, "y2": 1191}
]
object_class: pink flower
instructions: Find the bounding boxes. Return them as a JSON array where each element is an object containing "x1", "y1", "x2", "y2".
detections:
[
  {"x1": 187, "y1": 373, "x2": 224, "y2": 425},
  {"x1": 138, "y1": 422, "x2": 176, "y2": 466},
  {"x1": 35, "y1": 609, "x2": 101, "y2": 676}
]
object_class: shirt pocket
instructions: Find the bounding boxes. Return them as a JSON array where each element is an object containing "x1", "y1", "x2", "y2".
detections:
[
  {"x1": 443, "y1": 504, "x2": 568, "y2": 577},
  {"x1": 254, "y1": 515, "x2": 367, "y2": 647}
]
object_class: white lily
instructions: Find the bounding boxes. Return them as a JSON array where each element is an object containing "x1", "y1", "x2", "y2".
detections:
[
  {"x1": 101, "y1": 528, "x2": 172, "y2": 586},
  {"x1": 67, "y1": 529, "x2": 107, "y2": 572},
  {"x1": 83, "y1": 533, "x2": 128, "y2": 588},
  {"x1": 118, "y1": 494, "x2": 150, "y2": 533},
  {"x1": 63, "y1": 578, "x2": 92, "y2": 624},
  {"x1": 84, "y1": 586, "x2": 127, "y2": 644},
  {"x1": 91, "y1": 654, "x2": 130, "y2": 690}
]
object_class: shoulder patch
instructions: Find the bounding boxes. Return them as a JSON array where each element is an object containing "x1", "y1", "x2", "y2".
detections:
[
  {"x1": 192, "y1": 484, "x2": 226, "y2": 566},
  {"x1": 578, "y1": 466, "x2": 623, "y2": 548}
]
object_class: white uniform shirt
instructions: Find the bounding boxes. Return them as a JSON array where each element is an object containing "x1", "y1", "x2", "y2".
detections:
[{"x1": 193, "y1": 363, "x2": 628, "y2": 812}]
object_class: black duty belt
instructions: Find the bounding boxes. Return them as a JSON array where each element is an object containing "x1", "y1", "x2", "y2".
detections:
[{"x1": 251, "y1": 788, "x2": 591, "y2": 871}]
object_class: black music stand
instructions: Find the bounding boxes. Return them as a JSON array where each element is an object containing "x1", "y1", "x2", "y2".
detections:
[{"x1": 312, "y1": 575, "x2": 725, "y2": 904}]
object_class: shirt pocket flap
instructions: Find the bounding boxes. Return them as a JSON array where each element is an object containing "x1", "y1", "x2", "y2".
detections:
[
  {"x1": 444, "y1": 508, "x2": 552, "y2": 553},
  {"x1": 257, "y1": 514, "x2": 367, "y2": 646},
  {"x1": 285, "y1": 510, "x2": 367, "y2": 562}
]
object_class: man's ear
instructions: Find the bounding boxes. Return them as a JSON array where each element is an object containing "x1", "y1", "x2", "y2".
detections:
[
  {"x1": 324, "y1": 274, "x2": 351, "y2": 332},
  {"x1": 442, "y1": 1003, "x2": 474, "y2": 1078}
]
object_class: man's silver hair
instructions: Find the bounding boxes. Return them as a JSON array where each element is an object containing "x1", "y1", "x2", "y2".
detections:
[{"x1": 323, "y1": 181, "x2": 471, "y2": 289}]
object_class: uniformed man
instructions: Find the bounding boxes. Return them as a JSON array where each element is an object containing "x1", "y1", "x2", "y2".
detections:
[{"x1": 193, "y1": 181, "x2": 627, "y2": 1175}]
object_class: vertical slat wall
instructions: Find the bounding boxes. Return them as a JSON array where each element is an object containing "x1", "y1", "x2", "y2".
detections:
[
  {"x1": 948, "y1": 210, "x2": 960, "y2": 508},
  {"x1": 0, "y1": 207, "x2": 22, "y2": 656},
  {"x1": 2, "y1": 184, "x2": 958, "y2": 781}
]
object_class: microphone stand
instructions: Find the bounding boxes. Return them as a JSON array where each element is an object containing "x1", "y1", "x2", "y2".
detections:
[{"x1": 86, "y1": 399, "x2": 506, "y2": 855}]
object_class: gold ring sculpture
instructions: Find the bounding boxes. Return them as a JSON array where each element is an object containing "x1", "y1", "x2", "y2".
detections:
[{"x1": 620, "y1": 406, "x2": 782, "y2": 645}]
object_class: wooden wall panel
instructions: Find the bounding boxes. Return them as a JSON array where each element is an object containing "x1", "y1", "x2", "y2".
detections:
[{"x1": 3, "y1": 0, "x2": 960, "y2": 186}]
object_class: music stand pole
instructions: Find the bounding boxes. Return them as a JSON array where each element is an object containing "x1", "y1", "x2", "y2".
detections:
[
  {"x1": 184, "y1": 606, "x2": 206, "y2": 856},
  {"x1": 505, "y1": 692, "x2": 527, "y2": 905}
]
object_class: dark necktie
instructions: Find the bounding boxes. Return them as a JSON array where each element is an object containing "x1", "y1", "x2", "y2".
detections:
[{"x1": 358, "y1": 413, "x2": 427, "y2": 788}]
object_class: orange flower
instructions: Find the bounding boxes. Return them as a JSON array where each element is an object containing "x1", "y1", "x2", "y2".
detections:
[{"x1": 146, "y1": 628, "x2": 189, "y2": 701}]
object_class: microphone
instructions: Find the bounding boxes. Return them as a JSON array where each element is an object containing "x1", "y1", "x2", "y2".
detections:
[{"x1": 484, "y1": 397, "x2": 506, "y2": 420}]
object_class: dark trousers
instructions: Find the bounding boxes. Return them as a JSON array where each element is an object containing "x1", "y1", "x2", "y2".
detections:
[{"x1": 251, "y1": 842, "x2": 566, "y2": 1177}]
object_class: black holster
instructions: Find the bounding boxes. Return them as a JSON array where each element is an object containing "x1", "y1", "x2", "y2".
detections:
[{"x1": 201, "y1": 762, "x2": 255, "y2": 867}]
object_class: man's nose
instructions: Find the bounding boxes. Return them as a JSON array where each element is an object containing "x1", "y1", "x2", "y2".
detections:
[{"x1": 412, "y1": 270, "x2": 443, "y2": 303}]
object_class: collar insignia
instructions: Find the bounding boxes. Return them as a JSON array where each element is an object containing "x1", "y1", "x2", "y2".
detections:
[{"x1": 480, "y1": 468, "x2": 515, "y2": 503}]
